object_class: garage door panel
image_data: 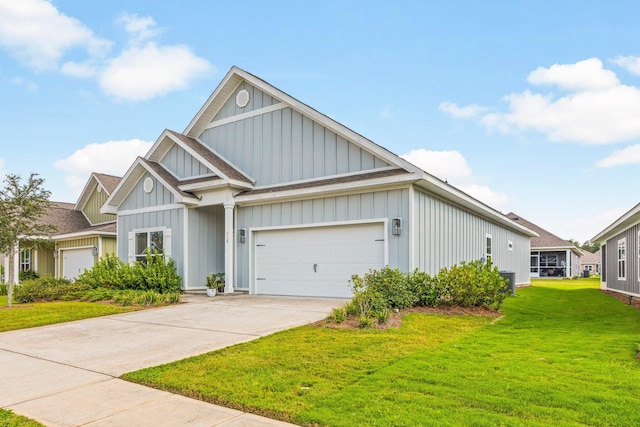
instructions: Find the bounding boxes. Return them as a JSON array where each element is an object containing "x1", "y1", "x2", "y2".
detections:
[
  {"x1": 62, "y1": 248, "x2": 95, "y2": 280},
  {"x1": 255, "y1": 223, "x2": 385, "y2": 298}
]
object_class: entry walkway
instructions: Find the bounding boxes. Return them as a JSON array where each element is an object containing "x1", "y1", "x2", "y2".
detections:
[{"x1": 0, "y1": 295, "x2": 344, "y2": 426}]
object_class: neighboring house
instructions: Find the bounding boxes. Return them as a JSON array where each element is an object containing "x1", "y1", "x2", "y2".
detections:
[
  {"x1": 102, "y1": 66, "x2": 537, "y2": 297},
  {"x1": 580, "y1": 249, "x2": 601, "y2": 275},
  {"x1": 1, "y1": 173, "x2": 120, "y2": 282},
  {"x1": 52, "y1": 173, "x2": 120, "y2": 280},
  {"x1": 506, "y1": 213, "x2": 583, "y2": 278},
  {"x1": 592, "y1": 202, "x2": 640, "y2": 297}
]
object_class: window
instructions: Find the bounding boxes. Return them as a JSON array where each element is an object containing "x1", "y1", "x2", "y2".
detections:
[
  {"x1": 585, "y1": 265, "x2": 592, "y2": 271},
  {"x1": 20, "y1": 250, "x2": 31, "y2": 271},
  {"x1": 618, "y1": 238, "x2": 626, "y2": 280},
  {"x1": 486, "y1": 234, "x2": 492, "y2": 262},
  {"x1": 135, "y1": 230, "x2": 164, "y2": 262}
]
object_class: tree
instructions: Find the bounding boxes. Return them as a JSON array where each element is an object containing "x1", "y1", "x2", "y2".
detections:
[
  {"x1": 0, "y1": 173, "x2": 55, "y2": 307},
  {"x1": 567, "y1": 238, "x2": 581, "y2": 248},
  {"x1": 581, "y1": 240, "x2": 601, "y2": 254}
]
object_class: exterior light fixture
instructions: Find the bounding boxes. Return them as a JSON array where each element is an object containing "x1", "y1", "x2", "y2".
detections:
[
  {"x1": 91, "y1": 246, "x2": 99, "y2": 256},
  {"x1": 392, "y1": 218, "x2": 402, "y2": 236},
  {"x1": 238, "y1": 228, "x2": 246, "y2": 243},
  {"x1": 53, "y1": 250, "x2": 59, "y2": 258}
]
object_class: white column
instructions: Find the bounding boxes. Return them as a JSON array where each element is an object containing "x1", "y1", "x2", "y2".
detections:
[
  {"x1": 224, "y1": 203, "x2": 235, "y2": 293},
  {"x1": 566, "y1": 249, "x2": 571, "y2": 278}
]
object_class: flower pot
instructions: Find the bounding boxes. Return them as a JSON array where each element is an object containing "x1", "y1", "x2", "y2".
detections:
[{"x1": 206, "y1": 288, "x2": 217, "y2": 297}]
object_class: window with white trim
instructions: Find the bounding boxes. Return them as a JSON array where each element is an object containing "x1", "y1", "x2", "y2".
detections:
[
  {"x1": 486, "y1": 234, "x2": 492, "y2": 262},
  {"x1": 617, "y1": 238, "x2": 626, "y2": 280},
  {"x1": 20, "y1": 250, "x2": 31, "y2": 271},
  {"x1": 128, "y1": 227, "x2": 171, "y2": 264},
  {"x1": 135, "y1": 230, "x2": 164, "y2": 261}
]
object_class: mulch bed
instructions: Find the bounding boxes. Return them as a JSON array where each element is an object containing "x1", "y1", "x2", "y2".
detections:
[
  {"x1": 318, "y1": 305, "x2": 502, "y2": 330},
  {"x1": 601, "y1": 290, "x2": 640, "y2": 311}
]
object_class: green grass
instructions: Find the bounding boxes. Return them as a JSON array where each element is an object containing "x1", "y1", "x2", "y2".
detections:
[
  {"x1": 124, "y1": 278, "x2": 640, "y2": 426},
  {"x1": 0, "y1": 408, "x2": 42, "y2": 427},
  {"x1": 0, "y1": 296, "x2": 139, "y2": 332}
]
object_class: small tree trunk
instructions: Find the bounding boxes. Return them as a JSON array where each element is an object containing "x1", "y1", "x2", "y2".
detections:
[{"x1": 6, "y1": 253, "x2": 14, "y2": 308}]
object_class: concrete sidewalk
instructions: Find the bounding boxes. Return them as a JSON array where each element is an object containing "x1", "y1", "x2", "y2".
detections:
[{"x1": 0, "y1": 294, "x2": 344, "y2": 426}]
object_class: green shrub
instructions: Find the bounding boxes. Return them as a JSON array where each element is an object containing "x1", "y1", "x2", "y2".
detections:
[
  {"x1": 435, "y1": 260, "x2": 508, "y2": 309},
  {"x1": 76, "y1": 251, "x2": 181, "y2": 293},
  {"x1": 19, "y1": 270, "x2": 39, "y2": 281},
  {"x1": 358, "y1": 315, "x2": 374, "y2": 329},
  {"x1": 352, "y1": 267, "x2": 417, "y2": 310},
  {"x1": 13, "y1": 277, "x2": 90, "y2": 303},
  {"x1": 376, "y1": 307, "x2": 390, "y2": 324},
  {"x1": 408, "y1": 270, "x2": 441, "y2": 307},
  {"x1": 0, "y1": 283, "x2": 6, "y2": 296},
  {"x1": 328, "y1": 306, "x2": 347, "y2": 324}
]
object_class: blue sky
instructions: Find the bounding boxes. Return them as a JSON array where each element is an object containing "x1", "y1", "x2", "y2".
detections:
[{"x1": 1, "y1": 0, "x2": 639, "y2": 243}]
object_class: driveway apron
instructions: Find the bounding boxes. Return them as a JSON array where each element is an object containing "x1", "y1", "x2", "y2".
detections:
[{"x1": 0, "y1": 295, "x2": 344, "y2": 426}]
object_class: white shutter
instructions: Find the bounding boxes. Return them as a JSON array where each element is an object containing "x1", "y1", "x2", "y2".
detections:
[{"x1": 128, "y1": 231, "x2": 135, "y2": 263}]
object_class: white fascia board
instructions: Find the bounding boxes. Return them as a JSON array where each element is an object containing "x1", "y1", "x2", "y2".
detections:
[
  {"x1": 53, "y1": 230, "x2": 117, "y2": 241},
  {"x1": 74, "y1": 174, "x2": 98, "y2": 211},
  {"x1": 235, "y1": 175, "x2": 418, "y2": 206},
  {"x1": 101, "y1": 158, "x2": 147, "y2": 214},
  {"x1": 591, "y1": 202, "x2": 640, "y2": 243}
]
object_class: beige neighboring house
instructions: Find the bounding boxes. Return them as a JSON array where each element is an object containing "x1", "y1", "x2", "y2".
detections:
[
  {"x1": 580, "y1": 249, "x2": 601, "y2": 276},
  {"x1": 507, "y1": 213, "x2": 584, "y2": 278},
  {"x1": 1, "y1": 173, "x2": 121, "y2": 283}
]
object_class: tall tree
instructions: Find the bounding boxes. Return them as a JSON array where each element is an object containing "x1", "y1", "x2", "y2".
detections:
[{"x1": 0, "y1": 173, "x2": 55, "y2": 307}]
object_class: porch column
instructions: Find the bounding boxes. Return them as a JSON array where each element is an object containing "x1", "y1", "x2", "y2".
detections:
[
  {"x1": 566, "y1": 249, "x2": 571, "y2": 278},
  {"x1": 224, "y1": 203, "x2": 235, "y2": 293}
]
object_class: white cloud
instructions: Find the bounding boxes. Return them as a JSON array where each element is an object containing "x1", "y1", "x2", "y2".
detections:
[
  {"x1": 527, "y1": 58, "x2": 619, "y2": 91},
  {"x1": 0, "y1": 0, "x2": 111, "y2": 70},
  {"x1": 11, "y1": 76, "x2": 38, "y2": 92},
  {"x1": 445, "y1": 58, "x2": 640, "y2": 145},
  {"x1": 612, "y1": 55, "x2": 640, "y2": 76},
  {"x1": 54, "y1": 139, "x2": 153, "y2": 196},
  {"x1": 60, "y1": 61, "x2": 97, "y2": 78},
  {"x1": 560, "y1": 207, "x2": 628, "y2": 243},
  {"x1": 117, "y1": 14, "x2": 159, "y2": 45},
  {"x1": 401, "y1": 148, "x2": 509, "y2": 210},
  {"x1": 458, "y1": 184, "x2": 509, "y2": 209},
  {"x1": 439, "y1": 101, "x2": 487, "y2": 118},
  {"x1": 99, "y1": 43, "x2": 212, "y2": 101},
  {"x1": 401, "y1": 149, "x2": 472, "y2": 179},
  {"x1": 596, "y1": 144, "x2": 640, "y2": 168}
]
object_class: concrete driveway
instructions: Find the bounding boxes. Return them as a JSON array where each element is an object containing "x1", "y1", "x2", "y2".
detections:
[{"x1": 0, "y1": 294, "x2": 344, "y2": 426}]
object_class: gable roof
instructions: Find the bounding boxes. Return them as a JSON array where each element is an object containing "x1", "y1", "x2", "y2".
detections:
[
  {"x1": 580, "y1": 249, "x2": 601, "y2": 265},
  {"x1": 75, "y1": 172, "x2": 121, "y2": 212},
  {"x1": 592, "y1": 202, "x2": 640, "y2": 243},
  {"x1": 39, "y1": 202, "x2": 91, "y2": 237},
  {"x1": 180, "y1": 66, "x2": 536, "y2": 238},
  {"x1": 506, "y1": 213, "x2": 583, "y2": 256}
]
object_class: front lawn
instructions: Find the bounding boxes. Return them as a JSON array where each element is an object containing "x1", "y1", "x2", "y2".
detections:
[
  {"x1": 124, "y1": 278, "x2": 640, "y2": 426},
  {"x1": 0, "y1": 408, "x2": 42, "y2": 427},
  {"x1": 0, "y1": 295, "x2": 140, "y2": 332}
]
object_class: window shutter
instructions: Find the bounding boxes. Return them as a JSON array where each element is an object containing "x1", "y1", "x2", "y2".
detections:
[
  {"x1": 128, "y1": 231, "x2": 135, "y2": 263},
  {"x1": 164, "y1": 228, "x2": 172, "y2": 258}
]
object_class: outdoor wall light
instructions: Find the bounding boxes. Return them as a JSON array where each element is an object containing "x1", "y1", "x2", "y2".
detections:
[
  {"x1": 53, "y1": 250, "x2": 59, "y2": 258},
  {"x1": 392, "y1": 218, "x2": 402, "y2": 236},
  {"x1": 91, "y1": 246, "x2": 99, "y2": 256},
  {"x1": 238, "y1": 228, "x2": 246, "y2": 243}
]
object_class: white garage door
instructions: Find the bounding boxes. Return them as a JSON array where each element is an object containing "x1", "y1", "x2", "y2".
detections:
[
  {"x1": 255, "y1": 222, "x2": 385, "y2": 298},
  {"x1": 62, "y1": 248, "x2": 95, "y2": 280}
]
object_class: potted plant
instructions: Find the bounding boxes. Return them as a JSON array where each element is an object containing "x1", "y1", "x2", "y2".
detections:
[{"x1": 206, "y1": 272, "x2": 225, "y2": 296}]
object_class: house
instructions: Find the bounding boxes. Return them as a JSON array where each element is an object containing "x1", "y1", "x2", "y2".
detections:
[
  {"x1": 102, "y1": 66, "x2": 537, "y2": 298},
  {"x1": 592, "y1": 202, "x2": 640, "y2": 297},
  {"x1": 580, "y1": 249, "x2": 601, "y2": 276},
  {"x1": 1, "y1": 173, "x2": 120, "y2": 282},
  {"x1": 506, "y1": 213, "x2": 583, "y2": 278}
]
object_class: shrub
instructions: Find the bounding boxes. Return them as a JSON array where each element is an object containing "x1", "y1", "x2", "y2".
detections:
[
  {"x1": 358, "y1": 315, "x2": 374, "y2": 329},
  {"x1": 329, "y1": 306, "x2": 347, "y2": 324},
  {"x1": 351, "y1": 267, "x2": 418, "y2": 311},
  {"x1": 0, "y1": 283, "x2": 7, "y2": 296},
  {"x1": 435, "y1": 260, "x2": 508, "y2": 309},
  {"x1": 76, "y1": 251, "x2": 181, "y2": 293},
  {"x1": 408, "y1": 270, "x2": 441, "y2": 307},
  {"x1": 13, "y1": 277, "x2": 90, "y2": 303},
  {"x1": 19, "y1": 270, "x2": 39, "y2": 282}
]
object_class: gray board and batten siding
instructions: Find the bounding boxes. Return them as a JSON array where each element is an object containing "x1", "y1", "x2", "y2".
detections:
[
  {"x1": 199, "y1": 83, "x2": 390, "y2": 187},
  {"x1": 603, "y1": 223, "x2": 639, "y2": 296},
  {"x1": 412, "y1": 188, "x2": 531, "y2": 285},
  {"x1": 160, "y1": 144, "x2": 213, "y2": 179}
]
